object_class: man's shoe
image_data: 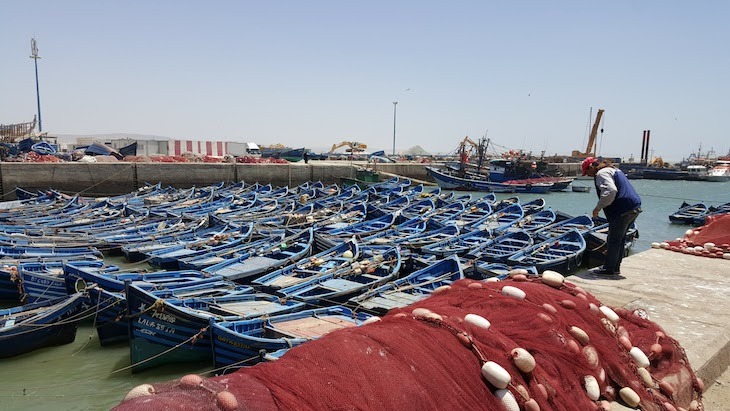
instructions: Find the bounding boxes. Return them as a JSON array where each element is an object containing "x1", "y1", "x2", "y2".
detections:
[{"x1": 590, "y1": 267, "x2": 620, "y2": 276}]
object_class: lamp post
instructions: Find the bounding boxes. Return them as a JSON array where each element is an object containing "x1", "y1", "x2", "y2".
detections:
[
  {"x1": 392, "y1": 101, "x2": 398, "y2": 156},
  {"x1": 30, "y1": 38, "x2": 42, "y2": 132}
]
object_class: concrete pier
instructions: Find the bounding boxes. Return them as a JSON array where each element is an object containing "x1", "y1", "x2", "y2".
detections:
[{"x1": 570, "y1": 249, "x2": 730, "y2": 395}]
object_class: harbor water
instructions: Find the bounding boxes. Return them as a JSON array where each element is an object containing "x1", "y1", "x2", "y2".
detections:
[{"x1": 0, "y1": 179, "x2": 727, "y2": 411}]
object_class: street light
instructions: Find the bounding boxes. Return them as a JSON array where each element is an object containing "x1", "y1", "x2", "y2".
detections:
[
  {"x1": 392, "y1": 101, "x2": 398, "y2": 156},
  {"x1": 30, "y1": 38, "x2": 42, "y2": 132}
]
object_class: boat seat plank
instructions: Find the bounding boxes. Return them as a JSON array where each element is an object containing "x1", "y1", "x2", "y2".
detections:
[{"x1": 268, "y1": 316, "x2": 355, "y2": 339}]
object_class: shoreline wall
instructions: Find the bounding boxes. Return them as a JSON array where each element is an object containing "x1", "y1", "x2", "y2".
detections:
[{"x1": 0, "y1": 161, "x2": 581, "y2": 200}]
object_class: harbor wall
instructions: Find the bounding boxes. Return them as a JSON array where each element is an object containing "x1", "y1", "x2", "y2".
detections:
[
  {"x1": 0, "y1": 161, "x2": 583, "y2": 199},
  {"x1": 0, "y1": 162, "x2": 359, "y2": 199}
]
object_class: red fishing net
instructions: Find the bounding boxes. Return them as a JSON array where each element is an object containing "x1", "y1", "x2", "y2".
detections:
[
  {"x1": 113, "y1": 277, "x2": 703, "y2": 411},
  {"x1": 665, "y1": 213, "x2": 730, "y2": 258}
]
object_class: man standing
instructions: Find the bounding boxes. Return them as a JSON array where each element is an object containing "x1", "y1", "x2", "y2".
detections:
[{"x1": 582, "y1": 157, "x2": 642, "y2": 276}]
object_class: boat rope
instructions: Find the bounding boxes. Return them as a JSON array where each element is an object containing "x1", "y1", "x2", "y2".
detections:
[{"x1": 636, "y1": 192, "x2": 729, "y2": 204}]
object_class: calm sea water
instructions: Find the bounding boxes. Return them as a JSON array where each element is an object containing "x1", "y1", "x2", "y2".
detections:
[{"x1": 0, "y1": 179, "x2": 727, "y2": 411}]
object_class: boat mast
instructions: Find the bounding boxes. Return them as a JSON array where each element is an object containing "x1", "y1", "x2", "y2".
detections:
[{"x1": 30, "y1": 38, "x2": 43, "y2": 132}]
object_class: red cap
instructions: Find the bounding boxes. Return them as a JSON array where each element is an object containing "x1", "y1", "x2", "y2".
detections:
[{"x1": 581, "y1": 157, "x2": 596, "y2": 176}]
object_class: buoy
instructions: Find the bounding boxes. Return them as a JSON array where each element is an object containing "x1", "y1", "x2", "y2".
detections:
[
  {"x1": 704, "y1": 242, "x2": 715, "y2": 250},
  {"x1": 362, "y1": 316, "x2": 381, "y2": 325},
  {"x1": 541, "y1": 270, "x2": 564, "y2": 288},
  {"x1": 524, "y1": 398, "x2": 540, "y2": 411},
  {"x1": 651, "y1": 242, "x2": 661, "y2": 248},
  {"x1": 342, "y1": 250, "x2": 354, "y2": 259},
  {"x1": 179, "y1": 374, "x2": 204, "y2": 388},
  {"x1": 618, "y1": 336, "x2": 633, "y2": 351},
  {"x1": 658, "y1": 379, "x2": 675, "y2": 396},
  {"x1": 629, "y1": 346, "x2": 650, "y2": 368},
  {"x1": 584, "y1": 375, "x2": 600, "y2": 401},
  {"x1": 542, "y1": 303, "x2": 557, "y2": 314},
  {"x1": 511, "y1": 348, "x2": 536, "y2": 373},
  {"x1": 216, "y1": 391, "x2": 239, "y2": 411},
  {"x1": 508, "y1": 268, "x2": 529, "y2": 277},
  {"x1": 619, "y1": 387, "x2": 640, "y2": 407},
  {"x1": 569, "y1": 326, "x2": 590, "y2": 345},
  {"x1": 464, "y1": 313, "x2": 491, "y2": 330},
  {"x1": 501, "y1": 285, "x2": 526, "y2": 300},
  {"x1": 583, "y1": 345, "x2": 599, "y2": 369},
  {"x1": 599, "y1": 306, "x2": 620, "y2": 323},
  {"x1": 280, "y1": 242, "x2": 287, "y2": 250},
  {"x1": 432, "y1": 285, "x2": 451, "y2": 294},
  {"x1": 412, "y1": 308, "x2": 432, "y2": 318},
  {"x1": 660, "y1": 242, "x2": 670, "y2": 249},
  {"x1": 124, "y1": 384, "x2": 155, "y2": 401},
  {"x1": 481, "y1": 361, "x2": 511, "y2": 389},
  {"x1": 494, "y1": 389, "x2": 519, "y2": 411},
  {"x1": 637, "y1": 367, "x2": 653, "y2": 387},
  {"x1": 468, "y1": 282, "x2": 483, "y2": 289},
  {"x1": 485, "y1": 277, "x2": 501, "y2": 282},
  {"x1": 685, "y1": 229, "x2": 693, "y2": 237}
]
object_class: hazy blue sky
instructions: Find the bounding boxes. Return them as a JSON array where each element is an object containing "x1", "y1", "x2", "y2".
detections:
[{"x1": 2, "y1": 1, "x2": 728, "y2": 161}]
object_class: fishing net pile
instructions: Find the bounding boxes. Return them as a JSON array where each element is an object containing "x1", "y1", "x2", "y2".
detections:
[
  {"x1": 114, "y1": 275, "x2": 704, "y2": 411},
  {"x1": 658, "y1": 213, "x2": 730, "y2": 259}
]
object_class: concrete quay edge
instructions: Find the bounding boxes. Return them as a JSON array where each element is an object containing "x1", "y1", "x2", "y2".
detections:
[{"x1": 568, "y1": 248, "x2": 730, "y2": 391}]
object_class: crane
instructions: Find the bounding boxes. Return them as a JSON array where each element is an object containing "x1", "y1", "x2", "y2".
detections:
[
  {"x1": 329, "y1": 141, "x2": 368, "y2": 154},
  {"x1": 572, "y1": 108, "x2": 604, "y2": 157}
]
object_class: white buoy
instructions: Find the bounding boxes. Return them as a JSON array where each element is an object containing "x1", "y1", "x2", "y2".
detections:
[
  {"x1": 629, "y1": 347, "x2": 650, "y2": 368},
  {"x1": 584, "y1": 375, "x2": 600, "y2": 401},
  {"x1": 124, "y1": 384, "x2": 155, "y2": 401},
  {"x1": 501, "y1": 285, "x2": 526, "y2": 300},
  {"x1": 599, "y1": 306, "x2": 620, "y2": 324},
  {"x1": 481, "y1": 361, "x2": 511, "y2": 389},
  {"x1": 651, "y1": 242, "x2": 661, "y2": 248},
  {"x1": 511, "y1": 348, "x2": 536, "y2": 373},
  {"x1": 362, "y1": 316, "x2": 381, "y2": 325},
  {"x1": 494, "y1": 389, "x2": 519, "y2": 411},
  {"x1": 619, "y1": 387, "x2": 641, "y2": 407},
  {"x1": 704, "y1": 242, "x2": 715, "y2": 251},
  {"x1": 464, "y1": 314, "x2": 491, "y2": 330},
  {"x1": 660, "y1": 242, "x2": 670, "y2": 249},
  {"x1": 541, "y1": 270, "x2": 564, "y2": 288}
]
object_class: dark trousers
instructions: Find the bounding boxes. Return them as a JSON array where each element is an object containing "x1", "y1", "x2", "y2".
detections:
[{"x1": 604, "y1": 208, "x2": 641, "y2": 272}]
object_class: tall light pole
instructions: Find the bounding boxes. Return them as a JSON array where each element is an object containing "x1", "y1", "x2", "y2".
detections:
[
  {"x1": 30, "y1": 38, "x2": 43, "y2": 132},
  {"x1": 392, "y1": 101, "x2": 398, "y2": 156}
]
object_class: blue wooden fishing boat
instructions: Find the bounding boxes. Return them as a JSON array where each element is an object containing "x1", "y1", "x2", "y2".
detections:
[
  {"x1": 420, "y1": 229, "x2": 494, "y2": 257},
  {"x1": 210, "y1": 306, "x2": 371, "y2": 369},
  {"x1": 470, "y1": 262, "x2": 539, "y2": 280},
  {"x1": 85, "y1": 277, "x2": 251, "y2": 346},
  {"x1": 507, "y1": 228, "x2": 587, "y2": 273},
  {"x1": 315, "y1": 213, "x2": 397, "y2": 251},
  {"x1": 466, "y1": 230, "x2": 533, "y2": 262},
  {"x1": 176, "y1": 234, "x2": 285, "y2": 271},
  {"x1": 472, "y1": 203, "x2": 524, "y2": 233},
  {"x1": 349, "y1": 255, "x2": 463, "y2": 314},
  {"x1": 425, "y1": 166, "x2": 517, "y2": 192},
  {"x1": 0, "y1": 293, "x2": 86, "y2": 358},
  {"x1": 510, "y1": 209, "x2": 556, "y2": 232},
  {"x1": 399, "y1": 224, "x2": 460, "y2": 251},
  {"x1": 360, "y1": 217, "x2": 428, "y2": 246},
  {"x1": 145, "y1": 223, "x2": 254, "y2": 269},
  {"x1": 533, "y1": 214, "x2": 595, "y2": 241},
  {"x1": 253, "y1": 240, "x2": 359, "y2": 292},
  {"x1": 126, "y1": 284, "x2": 305, "y2": 372},
  {"x1": 0, "y1": 245, "x2": 102, "y2": 259},
  {"x1": 440, "y1": 199, "x2": 493, "y2": 228},
  {"x1": 278, "y1": 247, "x2": 401, "y2": 305},
  {"x1": 693, "y1": 201, "x2": 730, "y2": 225},
  {"x1": 521, "y1": 197, "x2": 546, "y2": 214},
  {"x1": 668, "y1": 202, "x2": 709, "y2": 225},
  {"x1": 203, "y1": 228, "x2": 314, "y2": 282},
  {"x1": 19, "y1": 260, "x2": 112, "y2": 303}
]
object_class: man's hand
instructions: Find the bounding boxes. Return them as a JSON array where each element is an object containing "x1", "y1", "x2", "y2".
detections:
[{"x1": 592, "y1": 207, "x2": 601, "y2": 218}]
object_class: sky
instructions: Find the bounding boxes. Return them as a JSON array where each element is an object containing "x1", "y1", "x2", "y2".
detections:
[{"x1": 1, "y1": 1, "x2": 729, "y2": 161}]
